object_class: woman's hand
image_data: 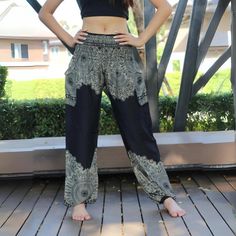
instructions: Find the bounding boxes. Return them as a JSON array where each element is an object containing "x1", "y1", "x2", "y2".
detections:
[
  {"x1": 113, "y1": 33, "x2": 145, "y2": 47},
  {"x1": 67, "y1": 29, "x2": 88, "y2": 48}
]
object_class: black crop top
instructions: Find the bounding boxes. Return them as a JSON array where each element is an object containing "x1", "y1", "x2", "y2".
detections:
[{"x1": 76, "y1": 0, "x2": 129, "y2": 20}]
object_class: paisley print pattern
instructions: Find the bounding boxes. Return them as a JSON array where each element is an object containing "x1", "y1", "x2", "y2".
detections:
[
  {"x1": 64, "y1": 33, "x2": 175, "y2": 207},
  {"x1": 127, "y1": 150, "x2": 176, "y2": 203},
  {"x1": 64, "y1": 34, "x2": 148, "y2": 107},
  {"x1": 64, "y1": 149, "x2": 98, "y2": 207}
]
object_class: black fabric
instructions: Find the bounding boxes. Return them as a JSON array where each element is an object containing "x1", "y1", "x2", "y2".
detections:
[
  {"x1": 65, "y1": 33, "x2": 161, "y2": 169},
  {"x1": 65, "y1": 86, "x2": 161, "y2": 169},
  {"x1": 65, "y1": 85, "x2": 102, "y2": 169},
  {"x1": 160, "y1": 196, "x2": 173, "y2": 204},
  {"x1": 76, "y1": 0, "x2": 129, "y2": 20},
  {"x1": 107, "y1": 91, "x2": 161, "y2": 163}
]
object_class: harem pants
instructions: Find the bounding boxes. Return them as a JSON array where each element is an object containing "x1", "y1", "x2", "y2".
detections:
[{"x1": 63, "y1": 32, "x2": 176, "y2": 207}]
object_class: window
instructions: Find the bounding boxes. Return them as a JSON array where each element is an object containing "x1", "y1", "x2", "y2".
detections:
[
  {"x1": 42, "y1": 41, "x2": 48, "y2": 55},
  {"x1": 11, "y1": 43, "x2": 29, "y2": 59},
  {"x1": 51, "y1": 46, "x2": 59, "y2": 57}
]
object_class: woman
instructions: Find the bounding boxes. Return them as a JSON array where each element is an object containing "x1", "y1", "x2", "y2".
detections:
[{"x1": 39, "y1": 0, "x2": 186, "y2": 221}]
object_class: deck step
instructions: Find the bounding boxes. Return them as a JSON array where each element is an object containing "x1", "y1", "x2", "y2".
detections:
[{"x1": 0, "y1": 131, "x2": 236, "y2": 177}]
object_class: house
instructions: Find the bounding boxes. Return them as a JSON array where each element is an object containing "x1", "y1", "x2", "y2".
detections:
[
  {"x1": 0, "y1": 0, "x2": 82, "y2": 80},
  {"x1": 0, "y1": 0, "x2": 231, "y2": 80}
]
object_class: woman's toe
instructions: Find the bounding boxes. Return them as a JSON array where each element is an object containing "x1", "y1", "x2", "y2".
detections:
[{"x1": 85, "y1": 214, "x2": 91, "y2": 220}]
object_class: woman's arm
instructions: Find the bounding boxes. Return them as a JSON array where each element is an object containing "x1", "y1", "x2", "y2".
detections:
[
  {"x1": 114, "y1": 0, "x2": 172, "y2": 47},
  {"x1": 139, "y1": 0, "x2": 172, "y2": 44},
  {"x1": 38, "y1": 0, "x2": 86, "y2": 47}
]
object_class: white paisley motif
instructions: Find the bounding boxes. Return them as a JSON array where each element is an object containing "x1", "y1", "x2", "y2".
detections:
[
  {"x1": 127, "y1": 150, "x2": 176, "y2": 203},
  {"x1": 64, "y1": 149, "x2": 98, "y2": 207},
  {"x1": 64, "y1": 40, "x2": 148, "y2": 107}
]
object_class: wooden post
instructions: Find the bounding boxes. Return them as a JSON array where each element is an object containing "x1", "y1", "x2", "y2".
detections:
[
  {"x1": 231, "y1": 0, "x2": 236, "y2": 130},
  {"x1": 192, "y1": 47, "x2": 231, "y2": 96},
  {"x1": 174, "y1": 0, "x2": 207, "y2": 131},
  {"x1": 196, "y1": 0, "x2": 230, "y2": 72},
  {"x1": 144, "y1": 0, "x2": 159, "y2": 131},
  {"x1": 157, "y1": 0, "x2": 188, "y2": 93}
]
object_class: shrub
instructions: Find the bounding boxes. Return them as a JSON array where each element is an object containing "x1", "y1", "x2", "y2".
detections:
[
  {"x1": 0, "y1": 93, "x2": 234, "y2": 140},
  {"x1": 159, "y1": 93, "x2": 235, "y2": 132},
  {"x1": 0, "y1": 66, "x2": 8, "y2": 99},
  {"x1": 0, "y1": 96, "x2": 119, "y2": 140}
]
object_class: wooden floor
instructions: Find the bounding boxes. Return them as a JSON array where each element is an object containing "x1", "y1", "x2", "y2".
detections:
[{"x1": 0, "y1": 171, "x2": 236, "y2": 236}]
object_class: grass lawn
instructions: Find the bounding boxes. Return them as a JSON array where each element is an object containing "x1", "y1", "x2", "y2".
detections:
[
  {"x1": 5, "y1": 78, "x2": 65, "y2": 100},
  {"x1": 161, "y1": 69, "x2": 232, "y2": 96},
  {"x1": 5, "y1": 69, "x2": 232, "y2": 100}
]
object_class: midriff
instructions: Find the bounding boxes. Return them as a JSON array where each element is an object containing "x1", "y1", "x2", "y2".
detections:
[{"x1": 81, "y1": 16, "x2": 129, "y2": 34}]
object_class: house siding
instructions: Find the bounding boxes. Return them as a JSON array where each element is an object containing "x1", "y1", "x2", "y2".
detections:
[{"x1": 0, "y1": 39, "x2": 49, "y2": 62}]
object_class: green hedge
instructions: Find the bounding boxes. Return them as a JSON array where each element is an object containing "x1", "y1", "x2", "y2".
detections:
[
  {"x1": 0, "y1": 96, "x2": 119, "y2": 140},
  {"x1": 0, "y1": 93, "x2": 234, "y2": 140},
  {"x1": 159, "y1": 93, "x2": 235, "y2": 132},
  {"x1": 0, "y1": 66, "x2": 8, "y2": 99}
]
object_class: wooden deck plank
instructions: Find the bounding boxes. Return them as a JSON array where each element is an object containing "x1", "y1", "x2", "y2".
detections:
[
  {"x1": 192, "y1": 173, "x2": 236, "y2": 234},
  {"x1": 224, "y1": 173, "x2": 236, "y2": 190},
  {"x1": 57, "y1": 208, "x2": 82, "y2": 236},
  {"x1": 0, "y1": 172, "x2": 235, "y2": 236},
  {"x1": 0, "y1": 181, "x2": 45, "y2": 236},
  {"x1": 224, "y1": 173, "x2": 236, "y2": 220},
  {"x1": 172, "y1": 181, "x2": 212, "y2": 236},
  {"x1": 0, "y1": 181, "x2": 17, "y2": 206},
  {"x1": 121, "y1": 175, "x2": 145, "y2": 236},
  {"x1": 57, "y1": 178, "x2": 82, "y2": 236},
  {"x1": 180, "y1": 175, "x2": 235, "y2": 236},
  {"x1": 17, "y1": 180, "x2": 61, "y2": 236},
  {"x1": 158, "y1": 183, "x2": 191, "y2": 236},
  {"x1": 209, "y1": 173, "x2": 236, "y2": 209},
  {"x1": 58, "y1": 179, "x2": 105, "y2": 236},
  {"x1": 36, "y1": 181, "x2": 67, "y2": 236},
  {"x1": 77, "y1": 179, "x2": 105, "y2": 236},
  {"x1": 0, "y1": 180, "x2": 33, "y2": 227},
  {"x1": 136, "y1": 185, "x2": 168, "y2": 236},
  {"x1": 100, "y1": 176, "x2": 122, "y2": 236}
]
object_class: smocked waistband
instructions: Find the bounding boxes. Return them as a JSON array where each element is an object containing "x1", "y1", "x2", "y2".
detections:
[{"x1": 81, "y1": 31, "x2": 131, "y2": 47}]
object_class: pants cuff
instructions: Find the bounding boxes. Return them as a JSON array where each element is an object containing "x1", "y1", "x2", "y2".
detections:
[
  {"x1": 64, "y1": 149, "x2": 98, "y2": 207},
  {"x1": 127, "y1": 150, "x2": 176, "y2": 203}
]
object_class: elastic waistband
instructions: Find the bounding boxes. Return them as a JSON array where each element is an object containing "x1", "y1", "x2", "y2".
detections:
[
  {"x1": 86, "y1": 31, "x2": 118, "y2": 36},
  {"x1": 82, "y1": 31, "x2": 131, "y2": 47}
]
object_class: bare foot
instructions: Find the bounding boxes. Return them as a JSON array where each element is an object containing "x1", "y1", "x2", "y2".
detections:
[
  {"x1": 163, "y1": 197, "x2": 186, "y2": 217},
  {"x1": 72, "y1": 203, "x2": 92, "y2": 221}
]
